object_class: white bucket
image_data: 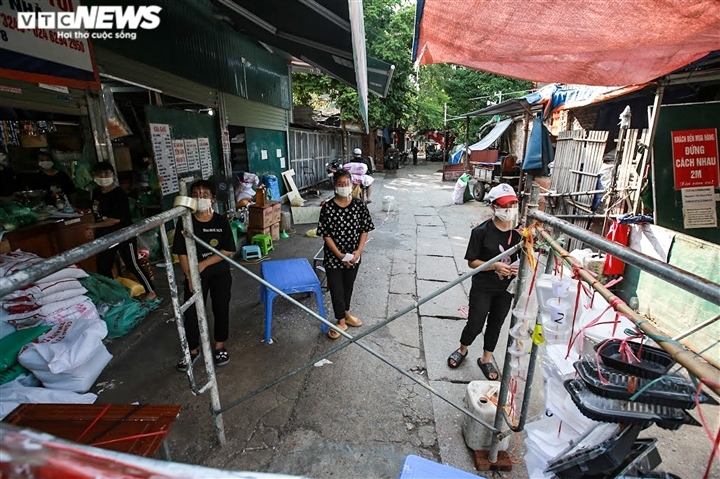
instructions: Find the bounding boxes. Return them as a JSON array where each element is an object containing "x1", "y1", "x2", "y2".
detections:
[
  {"x1": 381, "y1": 195, "x2": 395, "y2": 212},
  {"x1": 462, "y1": 381, "x2": 510, "y2": 451}
]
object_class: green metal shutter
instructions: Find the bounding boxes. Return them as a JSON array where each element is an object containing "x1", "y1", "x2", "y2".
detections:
[
  {"x1": 223, "y1": 93, "x2": 288, "y2": 131},
  {"x1": 93, "y1": 47, "x2": 218, "y2": 107},
  {"x1": 0, "y1": 78, "x2": 86, "y2": 115}
]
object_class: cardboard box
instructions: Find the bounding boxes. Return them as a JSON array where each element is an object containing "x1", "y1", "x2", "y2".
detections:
[
  {"x1": 20, "y1": 134, "x2": 48, "y2": 148},
  {"x1": 247, "y1": 223, "x2": 281, "y2": 242},
  {"x1": 249, "y1": 202, "x2": 280, "y2": 228},
  {"x1": 113, "y1": 146, "x2": 133, "y2": 172}
]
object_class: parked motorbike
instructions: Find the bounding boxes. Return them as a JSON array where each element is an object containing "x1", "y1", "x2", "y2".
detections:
[{"x1": 324, "y1": 158, "x2": 370, "y2": 202}]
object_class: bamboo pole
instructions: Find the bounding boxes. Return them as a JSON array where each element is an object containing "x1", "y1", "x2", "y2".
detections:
[{"x1": 537, "y1": 228, "x2": 720, "y2": 397}]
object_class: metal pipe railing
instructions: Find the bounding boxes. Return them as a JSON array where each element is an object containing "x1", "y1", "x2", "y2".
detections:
[
  {"x1": 527, "y1": 209, "x2": 720, "y2": 306},
  {"x1": 537, "y1": 227, "x2": 720, "y2": 397},
  {"x1": 0, "y1": 206, "x2": 187, "y2": 297},
  {"x1": 188, "y1": 231, "x2": 524, "y2": 434}
]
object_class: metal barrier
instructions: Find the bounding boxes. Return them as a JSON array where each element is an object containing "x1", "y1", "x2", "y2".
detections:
[{"x1": 0, "y1": 201, "x2": 227, "y2": 445}]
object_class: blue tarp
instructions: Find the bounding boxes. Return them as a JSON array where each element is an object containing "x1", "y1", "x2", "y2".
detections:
[{"x1": 522, "y1": 118, "x2": 553, "y2": 175}]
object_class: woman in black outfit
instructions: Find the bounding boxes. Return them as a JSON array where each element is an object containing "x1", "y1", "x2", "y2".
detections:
[
  {"x1": 86, "y1": 161, "x2": 156, "y2": 300},
  {"x1": 172, "y1": 180, "x2": 235, "y2": 369},
  {"x1": 316, "y1": 169, "x2": 374, "y2": 339}
]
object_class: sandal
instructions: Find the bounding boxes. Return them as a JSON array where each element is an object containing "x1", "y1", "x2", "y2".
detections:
[
  {"x1": 327, "y1": 323, "x2": 348, "y2": 339},
  {"x1": 447, "y1": 349, "x2": 468, "y2": 368},
  {"x1": 345, "y1": 315, "x2": 362, "y2": 327},
  {"x1": 478, "y1": 360, "x2": 499, "y2": 380}
]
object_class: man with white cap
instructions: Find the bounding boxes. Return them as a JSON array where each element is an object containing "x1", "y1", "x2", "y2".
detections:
[
  {"x1": 344, "y1": 148, "x2": 374, "y2": 203},
  {"x1": 447, "y1": 183, "x2": 522, "y2": 380}
]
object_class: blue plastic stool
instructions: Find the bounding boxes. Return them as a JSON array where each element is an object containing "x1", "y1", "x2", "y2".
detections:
[
  {"x1": 260, "y1": 258, "x2": 326, "y2": 344},
  {"x1": 251, "y1": 234, "x2": 274, "y2": 256},
  {"x1": 241, "y1": 244, "x2": 262, "y2": 260},
  {"x1": 398, "y1": 455, "x2": 483, "y2": 479}
]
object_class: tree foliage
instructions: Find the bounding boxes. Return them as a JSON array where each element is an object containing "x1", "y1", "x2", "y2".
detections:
[{"x1": 292, "y1": 0, "x2": 532, "y2": 139}]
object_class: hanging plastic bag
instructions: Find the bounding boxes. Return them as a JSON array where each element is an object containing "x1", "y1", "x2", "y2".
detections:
[
  {"x1": 603, "y1": 221, "x2": 630, "y2": 275},
  {"x1": 101, "y1": 85, "x2": 132, "y2": 139},
  {"x1": 452, "y1": 173, "x2": 471, "y2": 204}
]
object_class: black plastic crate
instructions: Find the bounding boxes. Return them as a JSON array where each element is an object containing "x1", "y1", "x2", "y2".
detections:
[
  {"x1": 545, "y1": 423, "x2": 641, "y2": 479},
  {"x1": 595, "y1": 340, "x2": 675, "y2": 379}
]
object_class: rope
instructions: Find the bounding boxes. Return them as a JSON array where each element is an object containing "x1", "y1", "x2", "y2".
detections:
[{"x1": 75, "y1": 404, "x2": 111, "y2": 442}]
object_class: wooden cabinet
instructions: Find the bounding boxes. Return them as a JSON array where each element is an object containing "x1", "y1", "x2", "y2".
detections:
[{"x1": 6, "y1": 214, "x2": 97, "y2": 273}]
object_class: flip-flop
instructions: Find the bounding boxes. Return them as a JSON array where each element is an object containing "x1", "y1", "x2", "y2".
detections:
[
  {"x1": 327, "y1": 323, "x2": 348, "y2": 339},
  {"x1": 345, "y1": 315, "x2": 362, "y2": 327},
  {"x1": 447, "y1": 349, "x2": 468, "y2": 368},
  {"x1": 478, "y1": 360, "x2": 499, "y2": 380}
]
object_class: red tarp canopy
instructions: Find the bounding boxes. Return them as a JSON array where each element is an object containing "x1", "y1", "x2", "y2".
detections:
[{"x1": 413, "y1": 0, "x2": 720, "y2": 86}]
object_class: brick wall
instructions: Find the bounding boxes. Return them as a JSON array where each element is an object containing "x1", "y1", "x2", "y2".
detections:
[{"x1": 568, "y1": 104, "x2": 601, "y2": 130}]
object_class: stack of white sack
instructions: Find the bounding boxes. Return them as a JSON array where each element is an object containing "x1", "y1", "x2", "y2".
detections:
[
  {"x1": 0, "y1": 250, "x2": 96, "y2": 330},
  {"x1": 18, "y1": 319, "x2": 112, "y2": 393},
  {"x1": 0, "y1": 250, "x2": 107, "y2": 416}
]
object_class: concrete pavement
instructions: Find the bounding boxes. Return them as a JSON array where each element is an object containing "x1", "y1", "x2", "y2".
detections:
[{"x1": 94, "y1": 161, "x2": 718, "y2": 478}]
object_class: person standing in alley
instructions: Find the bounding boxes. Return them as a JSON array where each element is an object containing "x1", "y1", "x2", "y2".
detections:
[
  {"x1": 87, "y1": 161, "x2": 156, "y2": 301},
  {"x1": 447, "y1": 183, "x2": 522, "y2": 380},
  {"x1": 411, "y1": 144, "x2": 418, "y2": 165},
  {"x1": 173, "y1": 180, "x2": 235, "y2": 370},
  {"x1": 317, "y1": 169, "x2": 374, "y2": 339}
]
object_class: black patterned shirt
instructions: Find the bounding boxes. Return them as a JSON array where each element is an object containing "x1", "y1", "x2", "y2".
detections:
[{"x1": 317, "y1": 197, "x2": 374, "y2": 269}]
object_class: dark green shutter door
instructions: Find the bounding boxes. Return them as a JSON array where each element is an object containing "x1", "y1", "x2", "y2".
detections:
[
  {"x1": 0, "y1": 78, "x2": 86, "y2": 115},
  {"x1": 223, "y1": 93, "x2": 287, "y2": 131}
]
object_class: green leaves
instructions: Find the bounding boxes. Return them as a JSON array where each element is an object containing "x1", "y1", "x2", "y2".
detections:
[{"x1": 291, "y1": 0, "x2": 531, "y2": 135}]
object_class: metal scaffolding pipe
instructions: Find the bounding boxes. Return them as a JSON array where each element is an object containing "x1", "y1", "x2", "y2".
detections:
[
  {"x1": 0, "y1": 206, "x2": 188, "y2": 297},
  {"x1": 189, "y1": 232, "x2": 524, "y2": 433},
  {"x1": 538, "y1": 228, "x2": 720, "y2": 397},
  {"x1": 528, "y1": 209, "x2": 720, "y2": 306}
]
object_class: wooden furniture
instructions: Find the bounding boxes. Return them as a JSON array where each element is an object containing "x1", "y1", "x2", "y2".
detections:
[
  {"x1": 3, "y1": 404, "x2": 181, "y2": 458},
  {"x1": 5, "y1": 213, "x2": 97, "y2": 273}
]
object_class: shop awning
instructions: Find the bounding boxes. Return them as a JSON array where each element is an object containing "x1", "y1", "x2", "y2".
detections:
[
  {"x1": 465, "y1": 83, "x2": 648, "y2": 120},
  {"x1": 412, "y1": 0, "x2": 720, "y2": 86},
  {"x1": 469, "y1": 119, "x2": 513, "y2": 151},
  {"x1": 214, "y1": 0, "x2": 394, "y2": 131}
]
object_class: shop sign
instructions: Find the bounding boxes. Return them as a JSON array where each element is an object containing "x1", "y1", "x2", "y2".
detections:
[
  {"x1": 671, "y1": 128, "x2": 719, "y2": 189},
  {"x1": 0, "y1": 1, "x2": 98, "y2": 89}
]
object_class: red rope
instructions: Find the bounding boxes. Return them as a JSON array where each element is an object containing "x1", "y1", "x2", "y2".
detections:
[
  {"x1": 89, "y1": 430, "x2": 168, "y2": 447},
  {"x1": 75, "y1": 404, "x2": 111, "y2": 443}
]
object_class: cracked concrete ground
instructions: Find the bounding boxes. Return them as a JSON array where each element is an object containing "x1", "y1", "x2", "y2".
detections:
[{"x1": 94, "y1": 161, "x2": 718, "y2": 478}]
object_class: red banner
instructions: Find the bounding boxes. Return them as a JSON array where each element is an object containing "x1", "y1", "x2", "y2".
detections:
[{"x1": 671, "y1": 128, "x2": 719, "y2": 189}]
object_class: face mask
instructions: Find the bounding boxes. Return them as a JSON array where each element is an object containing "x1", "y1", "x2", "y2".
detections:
[
  {"x1": 197, "y1": 198, "x2": 213, "y2": 212},
  {"x1": 335, "y1": 186, "x2": 352, "y2": 198},
  {"x1": 94, "y1": 177, "x2": 113, "y2": 187},
  {"x1": 39, "y1": 161, "x2": 54, "y2": 170},
  {"x1": 494, "y1": 206, "x2": 518, "y2": 223}
]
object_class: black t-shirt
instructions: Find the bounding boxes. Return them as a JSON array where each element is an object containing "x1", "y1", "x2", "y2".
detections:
[
  {"x1": 30, "y1": 171, "x2": 76, "y2": 204},
  {"x1": 316, "y1": 197, "x2": 374, "y2": 269},
  {"x1": 91, "y1": 186, "x2": 131, "y2": 237},
  {"x1": 465, "y1": 219, "x2": 522, "y2": 290},
  {"x1": 172, "y1": 213, "x2": 235, "y2": 276}
]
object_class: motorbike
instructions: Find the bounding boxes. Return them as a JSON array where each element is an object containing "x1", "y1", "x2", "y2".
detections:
[{"x1": 325, "y1": 158, "x2": 371, "y2": 202}]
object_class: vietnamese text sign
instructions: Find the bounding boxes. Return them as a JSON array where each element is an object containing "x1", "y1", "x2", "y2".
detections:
[
  {"x1": 184, "y1": 139, "x2": 201, "y2": 171},
  {"x1": 198, "y1": 137, "x2": 212, "y2": 180},
  {"x1": 173, "y1": 140, "x2": 188, "y2": 175},
  {"x1": 671, "y1": 128, "x2": 719, "y2": 189},
  {"x1": 681, "y1": 186, "x2": 717, "y2": 229},
  {"x1": 0, "y1": 1, "x2": 97, "y2": 89},
  {"x1": 149, "y1": 123, "x2": 178, "y2": 196}
]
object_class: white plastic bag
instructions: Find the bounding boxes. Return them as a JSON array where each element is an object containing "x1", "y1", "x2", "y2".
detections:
[
  {"x1": 19, "y1": 318, "x2": 108, "y2": 374},
  {"x1": 3, "y1": 287, "x2": 87, "y2": 311},
  {"x1": 452, "y1": 174, "x2": 470, "y2": 204},
  {"x1": 0, "y1": 376, "x2": 97, "y2": 420},
  {"x1": 18, "y1": 319, "x2": 111, "y2": 393},
  {"x1": 3, "y1": 297, "x2": 98, "y2": 329},
  {"x1": 1, "y1": 279, "x2": 84, "y2": 302}
]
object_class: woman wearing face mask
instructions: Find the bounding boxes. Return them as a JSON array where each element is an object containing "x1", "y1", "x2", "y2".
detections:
[
  {"x1": 316, "y1": 169, "x2": 374, "y2": 339},
  {"x1": 31, "y1": 149, "x2": 76, "y2": 205},
  {"x1": 172, "y1": 180, "x2": 235, "y2": 369},
  {"x1": 447, "y1": 183, "x2": 522, "y2": 380},
  {"x1": 87, "y1": 161, "x2": 156, "y2": 300}
]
